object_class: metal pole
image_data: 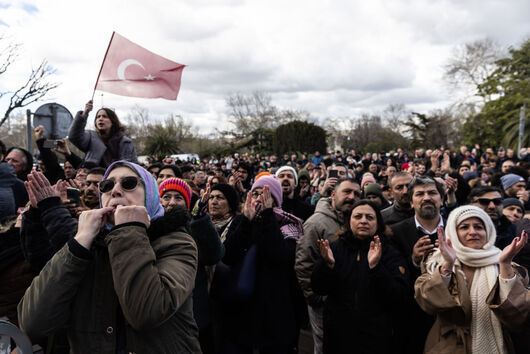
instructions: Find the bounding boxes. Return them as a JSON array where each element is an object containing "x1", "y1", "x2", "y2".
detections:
[
  {"x1": 518, "y1": 104, "x2": 526, "y2": 159},
  {"x1": 26, "y1": 109, "x2": 32, "y2": 154}
]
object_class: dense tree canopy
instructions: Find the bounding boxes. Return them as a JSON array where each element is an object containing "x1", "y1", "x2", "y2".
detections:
[
  {"x1": 273, "y1": 120, "x2": 327, "y2": 155},
  {"x1": 462, "y1": 38, "x2": 530, "y2": 149}
]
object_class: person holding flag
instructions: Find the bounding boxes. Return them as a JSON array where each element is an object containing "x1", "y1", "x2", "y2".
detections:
[{"x1": 68, "y1": 100, "x2": 138, "y2": 168}]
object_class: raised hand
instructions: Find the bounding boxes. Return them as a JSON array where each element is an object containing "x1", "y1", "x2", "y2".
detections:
[
  {"x1": 52, "y1": 179, "x2": 69, "y2": 203},
  {"x1": 200, "y1": 182, "x2": 211, "y2": 204},
  {"x1": 75, "y1": 207, "x2": 114, "y2": 249},
  {"x1": 437, "y1": 226, "x2": 456, "y2": 272},
  {"x1": 243, "y1": 191, "x2": 256, "y2": 221},
  {"x1": 500, "y1": 230, "x2": 528, "y2": 265},
  {"x1": 368, "y1": 235, "x2": 382, "y2": 269},
  {"x1": 499, "y1": 230, "x2": 528, "y2": 279},
  {"x1": 35, "y1": 125, "x2": 45, "y2": 140},
  {"x1": 25, "y1": 172, "x2": 59, "y2": 208},
  {"x1": 82, "y1": 100, "x2": 93, "y2": 118},
  {"x1": 317, "y1": 239, "x2": 335, "y2": 269},
  {"x1": 259, "y1": 185, "x2": 274, "y2": 209},
  {"x1": 54, "y1": 139, "x2": 71, "y2": 156}
]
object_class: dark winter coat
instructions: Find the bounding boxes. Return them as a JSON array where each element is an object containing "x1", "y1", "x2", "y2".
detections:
[
  {"x1": 215, "y1": 209, "x2": 302, "y2": 353},
  {"x1": 0, "y1": 223, "x2": 35, "y2": 326},
  {"x1": 20, "y1": 196, "x2": 77, "y2": 271},
  {"x1": 18, "y1": 207, "x2": 200, "y2": 354},
  {"x1": 311, "y1": 232, "x2": 410, "y2": 354},
  {"x1": 281, "y1": 196, "x2": 315, "y2": 222},
  {"x1": 189, "y1": 212, "x2": 225, "y2": 329}
]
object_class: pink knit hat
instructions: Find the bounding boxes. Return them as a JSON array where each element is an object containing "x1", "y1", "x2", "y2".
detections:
[{"x1": 251, "y1": 175, "x2": 283, "y2": 207}]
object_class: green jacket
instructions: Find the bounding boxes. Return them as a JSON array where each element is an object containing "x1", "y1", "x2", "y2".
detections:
[{"x1": 18, "y1": 212, "x2": 201, "y2": 354}]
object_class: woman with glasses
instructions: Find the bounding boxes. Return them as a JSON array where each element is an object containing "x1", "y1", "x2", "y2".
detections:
[
  {"x1": 415, "y1": 205, "x2": 529, "y2": 354},
  {"x1": 19, "y1": 160, "x2": 201, "y2": 353}
]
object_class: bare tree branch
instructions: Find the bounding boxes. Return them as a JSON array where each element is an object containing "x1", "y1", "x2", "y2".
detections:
[{"x1": 0, "y1": 59, "x2": 60, "y2": 128}]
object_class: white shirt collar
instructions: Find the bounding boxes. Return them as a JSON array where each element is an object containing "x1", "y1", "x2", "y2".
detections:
[{"x1": 414, "y1": 215, "x2": 444, "y2": 235}]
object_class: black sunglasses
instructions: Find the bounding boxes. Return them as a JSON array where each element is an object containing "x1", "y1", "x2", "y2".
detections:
[
  {"x1": 99, "y1": 176, "x2": 142, "y2": 193},
  {"x1": 474, "y1": 198, "x2": 503, "y2": 206}
]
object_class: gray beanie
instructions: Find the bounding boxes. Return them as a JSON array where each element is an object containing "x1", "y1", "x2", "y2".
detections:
[{"x1": 501, "y1": 174, "x2": 525, "y2": 190}]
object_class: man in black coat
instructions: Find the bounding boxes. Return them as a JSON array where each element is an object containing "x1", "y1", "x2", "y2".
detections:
[{"x1": 390, "y1": 176, "x2": 446, "y2": 354}]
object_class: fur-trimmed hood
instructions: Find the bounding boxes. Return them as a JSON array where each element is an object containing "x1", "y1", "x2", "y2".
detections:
[{"x1": 147, "y1": 205, "x2": 190, "y2": 241}]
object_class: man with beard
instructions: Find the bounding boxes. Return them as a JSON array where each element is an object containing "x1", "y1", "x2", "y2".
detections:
[
  {"x1": 381, "y1": 172, "x2": 414, "y2": 225},
  {"x1": 390, "y1": 177, "x2": 445, "y2": 354},
  {"x1": 295, "y1": 178, "x2": 361, "y2": 353},
  {"x1": 275, "y1": 166, "x2": 314, "y2": 221},
  {"x1": 81, "y1": 167, "x2": 105, "y2": 209}
]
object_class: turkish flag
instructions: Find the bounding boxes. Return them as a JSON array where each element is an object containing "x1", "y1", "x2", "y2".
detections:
[{"x1": 95, "y1": 32, "x2": 185, "y2": 100}]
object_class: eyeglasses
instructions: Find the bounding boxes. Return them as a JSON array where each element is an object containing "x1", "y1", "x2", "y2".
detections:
[
  {"x1": 99, "y1": 176, "x2": 142, "y2": 193},
  {"x1": 474, "y1": 198, "x2": 503, "y2": 206},
  {"x1": 251, "y1": 190, "x2": 263, "y2": 199}
]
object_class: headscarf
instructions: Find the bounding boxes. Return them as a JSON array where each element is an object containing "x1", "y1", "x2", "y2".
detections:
[
  {"x1": 101, "y1": 160, "x2": 164, "y2": 221},
  {"x1": 425, "y1": 205, "x2": 506, "y2": 354}
]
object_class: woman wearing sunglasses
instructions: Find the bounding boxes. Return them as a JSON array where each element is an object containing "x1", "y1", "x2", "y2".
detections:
[{"x1": 19, "y1": 160, "x2": 201, "y2": 353}]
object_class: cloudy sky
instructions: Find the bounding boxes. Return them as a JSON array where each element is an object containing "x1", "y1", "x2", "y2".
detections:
[{"x1": 0, "y1": 0, "x2": 529, "y2": 134}]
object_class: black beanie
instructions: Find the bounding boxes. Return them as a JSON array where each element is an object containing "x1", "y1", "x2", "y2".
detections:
[{"x1": 211, "y1": 183, "x2": 240, "y2": 213}]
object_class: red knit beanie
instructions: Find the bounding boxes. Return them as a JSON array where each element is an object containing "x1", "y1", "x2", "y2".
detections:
[{"x1": 159, "y1": 178, "x2": 192, "y2": 209}]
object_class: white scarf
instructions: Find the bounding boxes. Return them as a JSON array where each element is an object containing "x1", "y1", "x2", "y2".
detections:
[{"x1": 425, "y1": 206, "x2": 506, "y2": 354}]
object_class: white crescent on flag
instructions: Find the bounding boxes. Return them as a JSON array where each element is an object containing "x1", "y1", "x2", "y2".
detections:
[{"x1": 117, "y1": 59, "x2": 145, "y2": 81}]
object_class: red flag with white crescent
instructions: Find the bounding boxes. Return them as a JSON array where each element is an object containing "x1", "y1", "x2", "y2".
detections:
[{"x1": 94, "y1": 32, "x2": 185, "y2": 100}]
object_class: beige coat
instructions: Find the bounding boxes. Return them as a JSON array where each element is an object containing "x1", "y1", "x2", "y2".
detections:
[{"x1": 414, "y1": 262, "x2": 529, "y2": 354}]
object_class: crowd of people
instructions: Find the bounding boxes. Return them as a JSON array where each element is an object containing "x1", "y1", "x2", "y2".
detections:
[{"x1": 1, "y1": 100, "x2": 530, "y2": 354}]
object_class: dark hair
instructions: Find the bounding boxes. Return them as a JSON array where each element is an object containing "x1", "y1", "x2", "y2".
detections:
[
  {"x1": 94, "y1": 108, "x2": 124, "y2": 136},
  {"x1": 407, "y1": 176, "x2": 444, "y2": 200},
  {"x1": 468, "y1": 186, "x2": 503, "y2": 203},
  {"x1": 160, "y1": 165, "x2": 182, "y2": 178},
  {"x1": 180, "y1": 165, "x2": 194, "y2": 174},
  {"x1": 87, "y1": 167, "x2": 106, "y2": 176},
  {"x1": 389, "y1": 171, "x2": 412, "y2": 187},
  {"x1": 334, "y1": 177, "x2": 359, "y2": 191},
  {"x1": 339, "y1": 200, "x2": 386, "y2": 238},
  {"x1": 147, "y1": 162, "x2": 162, "y2": 172},
  {"x1": 0, "y1": 139, "x2": 6, "y2": 158}
]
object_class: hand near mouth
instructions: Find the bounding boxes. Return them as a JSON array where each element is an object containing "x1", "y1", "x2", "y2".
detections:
[{"x1": 75, "y1": 206, "x2": 115, "y2": 249}]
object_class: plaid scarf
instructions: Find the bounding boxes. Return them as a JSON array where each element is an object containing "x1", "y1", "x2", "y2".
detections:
[{"x1": 273, "y1": 207, "x2": 304, "y2": 241}]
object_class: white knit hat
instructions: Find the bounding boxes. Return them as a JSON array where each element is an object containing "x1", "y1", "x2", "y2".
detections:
[{"x1": 275, "y1": 166, "x2": 298, "y2": 185}]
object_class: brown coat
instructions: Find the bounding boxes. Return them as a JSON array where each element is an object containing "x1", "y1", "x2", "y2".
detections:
[{"x1": 414, "y1": 262, "x2": 529, "y2": 354}]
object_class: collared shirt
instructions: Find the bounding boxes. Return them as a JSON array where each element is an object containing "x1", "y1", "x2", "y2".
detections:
[{"x1": 414, "y1": 214, "x2": 444, "y2": 235}]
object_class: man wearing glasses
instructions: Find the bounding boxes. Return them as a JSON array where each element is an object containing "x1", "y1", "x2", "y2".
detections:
[{"x1": 468, "y1": 186, "x2": 516, "y2": 250}]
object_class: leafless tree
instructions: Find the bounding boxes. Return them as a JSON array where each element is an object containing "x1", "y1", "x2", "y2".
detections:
[
  {"x1": 0, "y1": 34, "x2": 59, "y2": 128},
  {"x1": 225, "y1": 91, "x2": 312, "y2": 136},
  {"x1": 444, "y1": 38, "x2": 503, "y2": 105}
]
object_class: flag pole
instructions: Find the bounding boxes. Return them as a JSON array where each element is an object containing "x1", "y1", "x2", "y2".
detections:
[{"x1": 92, "y1": 31, "x2": 116, "y2": 101}]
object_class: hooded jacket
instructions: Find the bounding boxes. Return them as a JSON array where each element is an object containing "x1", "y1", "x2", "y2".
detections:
[
  {"x1": 295, "y1": 197, "x2": 344, "y2": 306},
  {"x1": 18, "y1": 207, "x2": 200, "y2": 354}
]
